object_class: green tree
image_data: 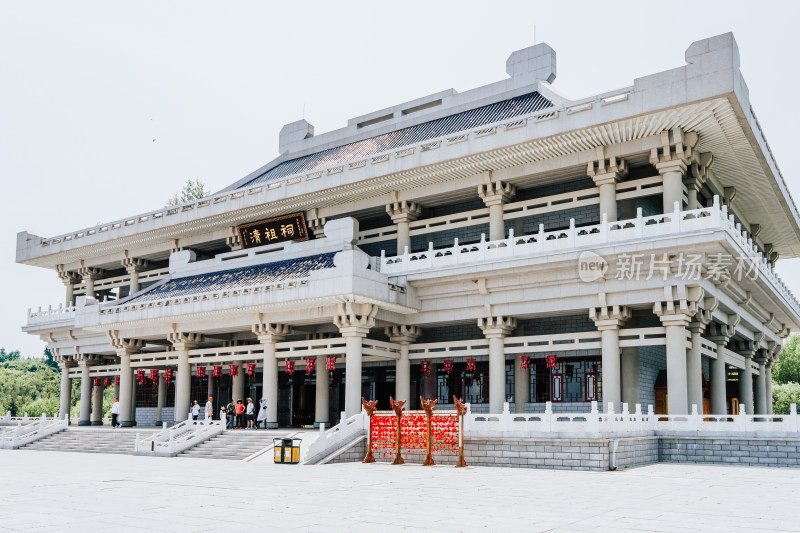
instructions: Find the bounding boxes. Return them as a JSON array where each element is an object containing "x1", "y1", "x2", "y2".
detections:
[
  {"x1": 772, "y1": 382, "x2": 800, "y2": 414},
  {"x1": 0, "y1": 357, "x2": 61, "y2": 416},
  {"x1": 772, "y1": 335, "x2": 800, "y2": 384},
  {"x1": 166, "y1": 178, "x2": 210, "y2": 206},
  {"x1": 43, "y1": 347, "x2": 59, "y2": 372}
]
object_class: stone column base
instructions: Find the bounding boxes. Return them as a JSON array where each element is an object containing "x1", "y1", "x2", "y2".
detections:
[
  {"x1": 91, "y1": 421, "x2": 103, "y2": 426},
  {"x1": 266, "y1": 422, "x2": 279, "y2": 429},
  {"x1": 120, "y1": 421, "x2": 134, "y2": 427},
  {"x1": 78, "y1": 420, "x2": 91, "y2": 426},
  {"x1": 314, "y1": 421, "x2": 330, "y2": 429},
  {"x1": 155, "y1": 420, "x2": 162, "y2": 427}
]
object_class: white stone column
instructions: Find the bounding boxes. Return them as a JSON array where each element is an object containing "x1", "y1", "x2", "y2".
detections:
[
  {"x1": 77, "y1": 356, "x2": 94, "y2": 426},
  {"x1": 55, "y1": 354, "x2": 74, "y2": 420},
  {"x1": 686, "y1": 304, "x2": 713, "y2": 414},
  {"x1": 587, "y1": 147, "x2": 627, "y2": 222},
  {"x1": 737, "y1": 342, "x2": 755, "y2": 415},
  {"x1": 708, "y1": 319, "x2": 735, "y2": 415},
  {"x1": 765, "y1": 360, "x2": 774, "y2": 415},
  {"x1": 130, "y1": 371, "x2": 137, "y2": 424},
  {"x1": 254, "y1": 322, "x2": 290, "y2": 429},
  {"x1": 232, "y1": 362, "x2": 245, "y2": 402},
  {"x1": 386, "y1": 325, "x2": 421, "y2": 404},
  {"x1": 514, "y1": 355, "x2": 530, "y2": 414},
  {"x1": 655, "y1": 290, "x2": 702, "y2": 415},
  {"x1": 156, "y1": 372, "x2": 165, "y2": 426},
  {"x1": 315, "y1": 353, "x2": 329, "y2": 428},
  {"x1": 386, "y1": 197, "x2": 421, "y2": 254},
  {"x1": 79, "y1": 266, "x2": 104, "y2": 301},
  {"x1": 478, "y1": 178, "x2": 515, "y2": 241},
  {"x1": 168, "y1": 331, "x2": 202, "y2": 423},
  {"x1": 91, "y1": 377, "x2": 104, "y2": 425},
  {"x1": 755, "y1": 353, "x2": 767, "y2": 415},
  {"x1": 122, "y1": 256, "x2": 148, "y2": 295},
  {"x1": 334, "y1": 303, "x2": 377, "y2": 418},
  {"x1": 479, "y1": 316, "x2": 516, "y2": 414},
  {"x1": 590, "y1": 306, "x2": 631, "y2": 412},
  {"x1": 56, "y1": 267, "x2": 80, "y2": 307},
  {"x1": 621, "y1": 346, "x2": 640, "y2": 407},
  {"x1": 650, "y1": 128, "x2": 698, "y2": 213}
]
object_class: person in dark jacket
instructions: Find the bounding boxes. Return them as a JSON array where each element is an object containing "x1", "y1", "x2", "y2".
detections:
[{"x1": 225, "y1": 400, "x2": 235, "y2": 429}]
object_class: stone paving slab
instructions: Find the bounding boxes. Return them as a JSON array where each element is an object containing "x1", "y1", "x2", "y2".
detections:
[{"x1": 1, "y1": 449, "x2": 799, "y2": 532}]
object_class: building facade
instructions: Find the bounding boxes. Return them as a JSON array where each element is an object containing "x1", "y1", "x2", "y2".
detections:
[{"x1": 17, "y1": 33, "x2": 800, "y2": 429}]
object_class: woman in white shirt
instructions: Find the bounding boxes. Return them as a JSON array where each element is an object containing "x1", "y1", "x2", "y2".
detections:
[
  {"x1": 191, "y1": 401, "x2": 200, "y2": 420},
  {"x1": 246, "y1": 398, "x2": 255, "y2": 429}
]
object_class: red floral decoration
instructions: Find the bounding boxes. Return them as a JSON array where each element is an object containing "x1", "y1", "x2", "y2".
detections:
[
  {"x1": 245, "y1": 363, "x2": 256, "y2": 375},
  {"x1": 150, "y1": 369, "x2": 159, "y2": 382},
  {"x1": 466, "y1": 358, "x2": 476, "y2": 372},
  {"x1": 442, "y1": 359, "x2": 453, "y2": 373},
  {"x1": 197, "y1": 366, "x2": 206, "y2": 379},
  {"x1": 115, "y1": 376, "x2": 120, "y2": 387},
  {"x1": 103, "y1": 377, "x2": 112, "y2": 387},
  {"x1": 164, "y1": 368, "x2": 174, "y2": 383},
  {"x1": 305, "y1": 358, "x2": 315, "y2": 375},
  {"x1": 285, "y1": 360, "x2": 295, "y2": 375},
  {"x1": 229, "y1": 364, "x2": 239, "y2": 377},
  {"x1": 519, "y1": 356, "x2": 531, "y2": 370},
  {"x1": 420, "y1": 360, "x2": 431, "y2": 375},
  {"x1": 135, "y1": 370, "x2": 146, "y2": 385},
  {"x1": 93, "y1": 378, "x2": 101, "y2": 387},
  {"x1": 546, "y1": 354, "x2": 558, "y2": 369},
  {"x1": 326, "y1": 356, "x2": 336, "y2": 371},
  {"x1": 212, "y1": 365, "x2": 222, "y2": 378}
]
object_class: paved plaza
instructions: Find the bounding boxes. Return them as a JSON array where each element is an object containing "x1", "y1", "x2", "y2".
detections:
[{"x1": 0, "y1": 450, "x2": 798, "y2": 532}]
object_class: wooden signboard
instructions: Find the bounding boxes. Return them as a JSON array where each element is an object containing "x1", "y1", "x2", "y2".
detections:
[{"x1": 236, "y1": 212, "x2": 310, "y2": 249}]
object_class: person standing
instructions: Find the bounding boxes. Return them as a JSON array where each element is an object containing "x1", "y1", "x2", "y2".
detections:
[
  {"x1": 225, "y1": 400, "x2": 235, "y2": 429},
  {"x1": 191, "y1": 401, "x2": 200, "y2": 421},
  {"x1": 235, "y1": 399, "x2": 245, "y2": 429},
  {"x1": 245, "y1": 398, "x2": 255, "y2": 429},
  {"x1": 205, "y1": 397, "x2": 214, "y2": 421},
  {"x1": 256, "y1": 398, "x2": 267, "y2": 429},
  {"x1": 110, "y1": 398, "x2": 120, "y2": 428}
]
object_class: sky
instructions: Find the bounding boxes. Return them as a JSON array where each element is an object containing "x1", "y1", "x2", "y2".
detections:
[{"x1": 2, "y1": 0, "x2": 800, "y2": 357}]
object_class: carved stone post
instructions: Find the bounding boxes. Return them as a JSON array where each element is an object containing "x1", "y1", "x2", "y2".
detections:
[
  {"x1": 386, "y1": 193, "x2": 422, "y2": 254},
  {"x1": 650, "y1": 128, "x2": 698, "y2": 213},
  {"x1": 109, "y1": 332, "x2": 144, "y2": 427},
  {"x1": 386, "y1": 325, "x2": 421, "y2": 404},
  {"x1": 587, "y1": 146, "x2": 627, "y2": 222},
  {"x1": 478, "y1": 315, "x2": 516, "y2": 413},
  {"x1": 590, "y1": 305, "x2": 631, "y2": 411},
  {"x1": 334, "y1": 302, "x2": 377, "y2": 418},
  {"x1": 253, "y1": 320, "x2": 290, "y2": 429},
  {"x1": 167, "y1": 330, "x2": 202, "y2": 423},
  {"x1": 478, "y1": 175, "x2": 515, "y2": 241}
]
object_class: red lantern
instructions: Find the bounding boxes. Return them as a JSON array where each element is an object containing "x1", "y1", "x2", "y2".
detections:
[
  {"x1": 245, "y1": 363, "x2": 256, "y2": 375},
  {"x1": 197, "y1": 366, "x2": 206, "y2": 379},
  {"x1": 442, "y1": 359, "x2": 453, "y2": 373},
  {"x1": 546, "y1": 354, "x2": 558, "y2": 369},
  {"x1": 213, "y1": 365, "x2": 222, "y2": 378},
  {"x1": 93, "y1": 378, "x2": 101, "y2": 387},
  {"x1": 285, "y1": 360, "x2": 295, "y2": 375},
  {"x1": 164, "y1": 368, "x2": 173, "y2": 383},
  {"x1": 150, "y1": 369, "x2": 159, "y2": 382},
  {"x1": 104, "y1": 377, "x2": 112, "y2": 387},
  {"x1": 520, "y1": 356, "x2": 531, "y2": 370},
  {"x1": 326, "y1": 356, "x2": 336, "y2": 371},
  {"x1": 305, "y1": 358, "x2": 316, "y2": 375},
  {"x1": 229, "y1": 364, "x2": 239, "y2": 377},
  {"x1": 136, "y1": 370, "x2": 146, "y2": 384},
  {"x1": 420, "y1": 361, "x2": 431, "y2": 375},
  {"x1": 115, "y1": 376, "x2": 120, "y2": 387},
  {"x1": 466, "y1": 358, "x2": 476, "y2": 372}
]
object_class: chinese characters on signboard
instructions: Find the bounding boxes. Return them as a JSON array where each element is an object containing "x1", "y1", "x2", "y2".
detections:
[{"x1": 236, "y1": 212, "x2": 310, "y2": 249}]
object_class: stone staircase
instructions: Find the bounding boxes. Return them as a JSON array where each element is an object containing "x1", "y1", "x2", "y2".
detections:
[
  {"x1": 179, "y1": 429, "x2": 290, "y2": 460},
  {"x1": 20, "y1": 427, "x2": 140, "y2": 455}
]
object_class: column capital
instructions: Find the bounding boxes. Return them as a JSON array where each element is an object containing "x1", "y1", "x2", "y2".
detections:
[
  {"x1": 56, "y1": 265, "x2": 80, "y2": 286},
  {"x1": 108, "y1": 331, "x2": 144, "y2": 354},
  {"x1": 587, "y1": 146, "x2": 628, "y2": 186},
  {"x1": 589, "y1": 305, "x2": 631, "y2": 330},
  {"x1": 253, "y1": 320, "x2": 290, "y2": 343},
  {"x1": 731, "y1": 339, "x2": 756, "y2": 359},
  {"x1": 78, "y1": 266, "x2": 104, "y2": 281},
  {"x1": 689, "y1": 297, "x2": 718, "y2": 332},
  {"x1": 334, "y1": 302, "x2": 377, "y2": 333},
  {"x1": 478, "y1": 315, "x2": 516, "y2": 337},
  {"x1": 386, "y1": 200, "x2": 422, "y2": 224},
  {"x1": 385, "y1": 325, "x2": 421, "y2": 344},
  {"x1": 707, "y1": 314, "x2": 739, "y2": 345},
  {"x1": 478, "y1": 179, "x2": 515, "y2": 207},
  {"x1": 122, "y1": 256, "x2": 149, "y2": 273},
  {"x1": 75, "y1": 353, "x2": 102, "y2": 367},
  {"x1": 53, "y1": 351, "x2": 75, "y2": 368},
  {"x1": 167, "y1": 331, "x2": 202, "y2": 350},
  {"x1": 649, "y1": 127, "x2": 698, "y2": 171}
]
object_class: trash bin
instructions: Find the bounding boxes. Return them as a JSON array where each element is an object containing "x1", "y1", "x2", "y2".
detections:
[{"x1": 273, "y1": 437, "x2": 301, "y2": 464}]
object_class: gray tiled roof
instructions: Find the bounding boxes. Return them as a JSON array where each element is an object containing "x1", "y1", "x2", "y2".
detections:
[
  {"x1": 126, "y1": 253, "x2": 336, "y2": 303},
  {"x1": 235, "y1": 91, "x2": 552, "y2": 189}
]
